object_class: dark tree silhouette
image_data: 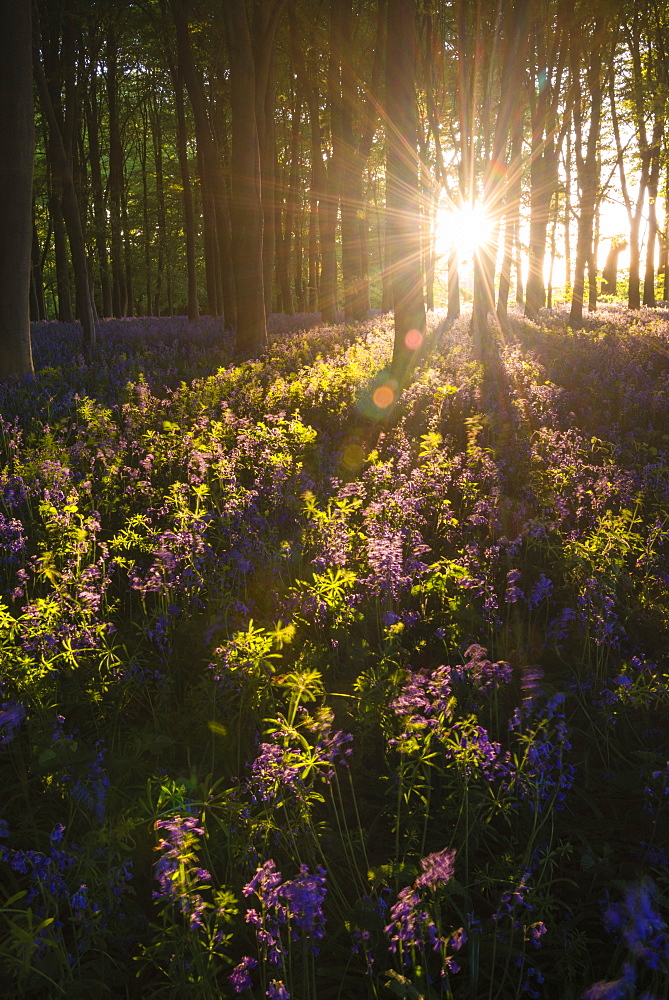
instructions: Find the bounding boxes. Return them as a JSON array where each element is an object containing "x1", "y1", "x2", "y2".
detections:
[{"x1": 0, "y1": 0, "x2": 34, "y2": 378}]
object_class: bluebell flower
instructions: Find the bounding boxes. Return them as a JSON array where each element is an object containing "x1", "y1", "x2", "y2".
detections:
[
  {"x1": 415, "y1": 848, "x2": 455, "y2": 890},
  {"x1": 266, "y1": 981, "x2": 290, "y2": 1000},
  {"x1": 385, "y1": 847, "x2": 457, "y2": 958},
  {"x1": 50, "y1": 823, "x2": 66, "y2": 844},
  {"x1": 505, "y1": 568, "x2": 525, "y2": 603},
  {"x1": 229, "y1": 955, "x2": 258, "y2": 993},
  {"x1": 71, "y1": 884, "x2": 88, "y2": 912},
  {"x1": 604, "y1": 879, "x2": 669, "y2": 971},
  {"x1": 528, "y1": 573, "x2": 553, "y2": 609},
  {"x1": 0, "y1": 700, "x2": 26, "y2": 743}
]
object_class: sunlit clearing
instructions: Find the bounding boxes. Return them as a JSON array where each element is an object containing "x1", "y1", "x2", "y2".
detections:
[{"x1": 434, "y1": 202, "x2": 491, "y2": 261}]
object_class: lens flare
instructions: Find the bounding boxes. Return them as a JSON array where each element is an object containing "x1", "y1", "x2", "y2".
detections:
[
  {"x1": 373, "y1": 384, "x2": 395, "y2": 409},
  {"x1": 404, "y1": 328, "x2": 423, "y2": 350}
]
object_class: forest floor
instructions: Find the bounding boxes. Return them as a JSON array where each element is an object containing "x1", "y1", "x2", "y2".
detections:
[{"x1": 1, "y1": 304, "x2": 669, "y2": 999}]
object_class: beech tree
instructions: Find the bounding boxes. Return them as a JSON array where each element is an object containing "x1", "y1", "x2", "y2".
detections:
[
  {"x1": 34, "y1": 3, "x2": 97, "y2": 349},
  {"x1": 472, "y1": 0, "x2": 531, "y2": 350},
  {"x1": 386, "y1": 0, "x2": 426, "y2": 383},
  {"x1": 0, "y1": 0, "x2": 34, "y2": 378},
  {"x1": 524, "y1": 1, "x2": 570, "y2": 320},
  {"x1": 222, "y1": 0, "x2": 286, "y2": 356},
  {"x1": 569, "y1": 17, "x2": 608, "y2": 327}
]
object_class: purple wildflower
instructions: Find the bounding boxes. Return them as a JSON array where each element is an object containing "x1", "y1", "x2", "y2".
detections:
[
  {"x1": 415, "y1": 848, "x2": 456, "y2": 890},
  {"x1": 243, "y1": 860, "x2": 328, "y2": 963},
  {"x1": 448, "y1": 722, "x2": 511, "y2": 780},
  {"x1": 527, "y1": 920, "x2": 547, "y2": 947},
  {"x1": 0, "y1": 700, "x2": 26, "y2": 744},
  {"x1": 505, "y1": 568, "x2": 524, "y2": 603},
  {"x1": 390, "y1": 666, "x2": 453, "y2": 743},
  {"x1": 229, "y1": 956, "x2": 259, "y2": 993},
  {"x1": 71, "y1": 884, "x2": 88, "y2": 913},
  {"x1": 153, "y1": 814, "x2": 212, "y2": 929},
  {"x1": 385, "y1": 847, "x2": 456, "y2": 957},
  {"x1": 267, "y1": 981, "x2": 290, "y2": 1000},
  {"x1": 247, "y1": 743, "x2": 305, "y2": 804},
  {"x1": 604, "y1": 880, "x2": 669, "y2": 971},
  {"x1": 385, "y1": 885, "x2": 438, "y2": 953},
  {"x1": 454, "y1": 644, "x2": 513, "y2": 691},
  {"x1": 50, "y1": 823, "x2": 66, "y2": 844},
  {"x1": 69, "y1": 741, "x2": 110, "y2": 823},
  {"x1": 282, "y1": 864, "x2": 327, "y2": 940},
  {"x1": 528, "y1": 573, "x2": 553, "y2": 609},
  {"x1": 243, "y1": 859, "x2": 283, "y2": 907}
]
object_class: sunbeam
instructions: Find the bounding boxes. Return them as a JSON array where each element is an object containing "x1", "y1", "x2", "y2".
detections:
[{"x1": 434, "y1": 201, "x2": 492, "y2": 261}]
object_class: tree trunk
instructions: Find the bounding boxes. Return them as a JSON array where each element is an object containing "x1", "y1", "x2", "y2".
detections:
[
  {"x1": 170, "y1": 0, "x2": 224, "y2": 318},
  {"x1": 139, "y1": 109, "x2": 152, "y2": 315},
  {"x1": 497, "y1": 111, "x2": 523, "y2": 321},
  {"x1": 35, "y1": 43, "x2": 96, "y2": 349},
  {"x1": 340, "y1": 0, "x2": 362, "y2": 320},
  {"x1": 524, "y1": 154, "x2": 551, "y2": 318},
  {"x1": 644, "y1": 195, "x2": 658, "y2": 307},
  {"x1": 49, "y1": 173, "x2": 73, "y2": 322},
  {"x1": 386, "y1": 0, "x2": 425, "y2": 383},
  {"x1": 663, "y1": 160, "x2": 669, "y2": 301},
  {"x1": 381, "y1": 189, "x2": 394, "y2": 313},
  {"x1": 173, "y1": 64, "x2": 199, "y2": 320},
  {"x1": 257, "y1": 40, "x2": 277, "y2": 320},
  {"x1": 339, "y1": 0, "x2": 381, "y2": 320},
  {"x1": 279, "y1": 86, "x2": 301, "y2": 316},
  {"x1": 222, "y1": 0, "x2": 275, "y2": 355},
  {"x1": 84, "y1": 41, "x2": 112, "y2": 318},
  {"x1": 601, "y1": 240, "x2": 627, "y2": 295},
  {"x1": 588, "y1": 175, "x2": 599, "y2": 312},
  {"x1": 31, "y1": 211, "x2": 47, "y2": 321},
  {"x1": 122, "y1": 175, "x2": 134, "y2": 317},
  {"x1": 294, "y1": 212, "x2": 305, "y2": 312},
  {"x1": 547, "y1": 188, "x2": 560, "y2": 308},
  {"x1": 564, "y1": 125, "x2": 571, "y2": 294},
  {"x1": 151, "y1": 93, "x2": 166, "y2": 316},
  {"x1": 319, "y1": 0, "x2": 343, "y2": 323},
  {"x1": 447, "y1": 249, "x2": 460, "y2": 319},
  {"x1": 425, "y1": 191, "x2": 436, "y2": 312},
  {"x1": 0, "y1": 0, "x2": 33, "y2": 377},
  {"x1": 643, "y1": 122, "x2": 662, "y2": 306},
  {"x1": 629, "y1": 211, "x2": 643, "y2": 309},
  {"x1": 305, "y1": 85, "x2": 322, "y2": 313},
  {"x1": 106, "y1": 25, "x2": 127, "y2": 317},
  {"x1": 569, "y1": 40, "x2": 603, "y2": 327}
]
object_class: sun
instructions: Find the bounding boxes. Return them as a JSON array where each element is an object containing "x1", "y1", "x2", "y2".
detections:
[{"x1": 434, "y1": 201, "x2": 491, "y2": 261}]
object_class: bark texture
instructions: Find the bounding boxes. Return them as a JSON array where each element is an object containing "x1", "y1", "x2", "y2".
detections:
[
  {"x1": 0, "y1": 0, "x2": 34, "y2": 377},
  {"x1": 386, "y1": 0, "x2": 426, "y2": 383}
]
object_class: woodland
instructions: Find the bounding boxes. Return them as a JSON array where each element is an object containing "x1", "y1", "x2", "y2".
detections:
[{"x1": 1, "y1": 1, "x2": 669, "y2": 999}]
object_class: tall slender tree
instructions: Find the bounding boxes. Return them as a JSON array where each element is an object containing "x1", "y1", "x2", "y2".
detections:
[
  {"x1": 0, "y1": 0, "x2": 34, "y2": 377},
  {"x1": 222, "y1": 0, "x2": 286, "y2": 355},
  {"x1": 34, "y1": 8, "x2": 96, "y2": 350},
  {"x1": 386, "y1": 0, "x2": 426, "y2": 383},
  {"x1": 569, "y1": 18, "x2": 607, "y2": 327}
]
